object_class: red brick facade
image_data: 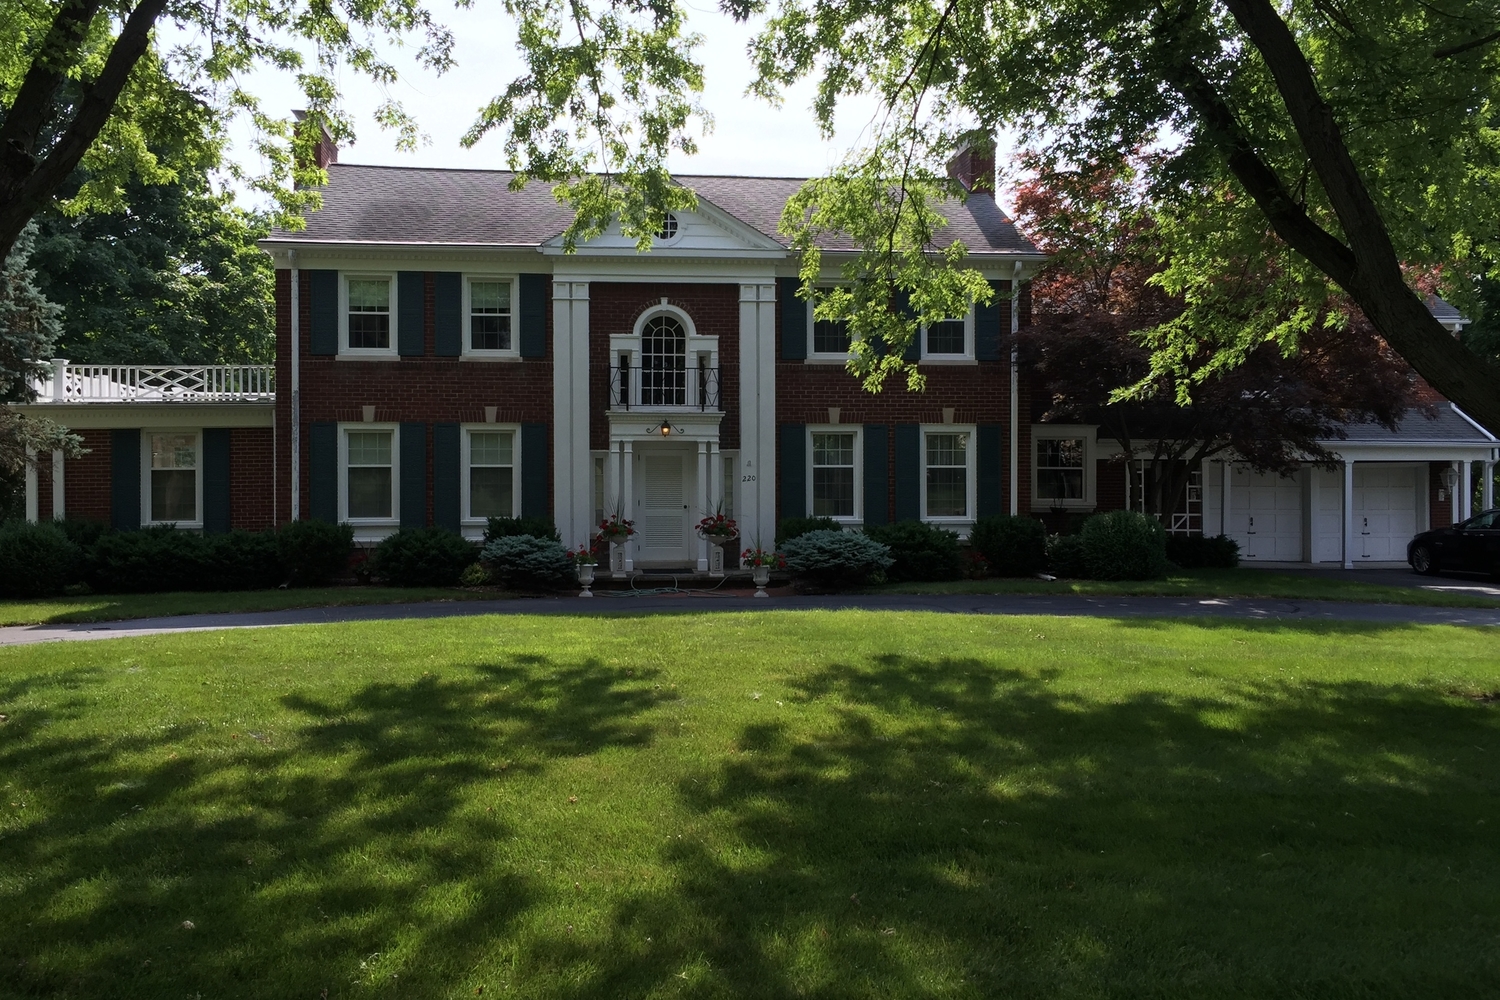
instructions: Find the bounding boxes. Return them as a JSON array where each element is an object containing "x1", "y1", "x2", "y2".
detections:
[
  {"x1": 64, "y1": 430, "x2": 113, "y2": 523},
  {"x1": 230, "y1": 428, "x2": 277, "y2": 531}
]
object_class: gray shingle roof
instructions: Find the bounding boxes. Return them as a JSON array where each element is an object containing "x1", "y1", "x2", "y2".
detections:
[
  {"x1": 1337, "y1": 403, "x2": 1496, "y2": 443},
  {"x1": 263, "y1": 163, "x2": 1041, "y2": 256}
]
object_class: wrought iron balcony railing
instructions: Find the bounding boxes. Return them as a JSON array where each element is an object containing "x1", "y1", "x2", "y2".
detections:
[{"x1": 609, "y1": 361, "x2": 720, "y2": 411}]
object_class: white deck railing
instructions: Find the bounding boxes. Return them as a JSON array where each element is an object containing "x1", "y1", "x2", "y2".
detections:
[{"x1": 33, "y1": 360, "x2": 275, "y2": 403}]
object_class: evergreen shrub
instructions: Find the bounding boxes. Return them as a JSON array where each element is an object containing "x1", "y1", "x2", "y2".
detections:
[
  {"x1": 480, "y1": 535, "x2": 574, "y2": 589},
  {"x1": 864, "y1": 521, "x2": 962, "y2": 581},
  {"x1": 968, "y1": 515, "x2": 1048, "y2": 577},
  {"x1": 0, "y1": 520, "x2": 82, "y2": 598},
  {"x1": 372, "y1": 528, "x2": 478, "y2": 586},
  {"x1": 781, "y1": 529, "x2": 893, "y2": 589},
  {"x1": 776, "y1": 517, "x2": 843, "y2": 545},
  {"x1": 277, "y1": 520, "x2": 354, "y2": 587},
  {"x1": 1165, "y1": 533, "x2": 1240, "y2": 569},
  {"x1": 1047, "y1": 534, "x2": 1089, "y2": 579},
  {"x1": 484, "y1": 516, "x2": 560, "y2": 543},
  {"x1": 1081, "y1": 510, "x2": 1169, "y2": 580}
]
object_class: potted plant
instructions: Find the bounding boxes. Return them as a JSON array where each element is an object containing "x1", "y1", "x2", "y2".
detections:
[
  {"x1": 740, "y1": 542, "x2": 785, "y2": 598},
  {"x1": 696, "y1": 505, "x2": 738, "y2": 576},
  {"x1": 570, "y1": 544, "x2": 598, "y2": 597},
  {"x1": 597, "y1": 510, "x2": 635, "y2": 578}
]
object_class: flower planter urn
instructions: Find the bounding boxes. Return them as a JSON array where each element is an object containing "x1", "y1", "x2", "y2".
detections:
[
  {"x1": 752, "y1": 564, "x2": 771, "y2": 597},
  {"x1": 609, "y1": 541, "x2": 627, "y2": 579},
  {"x1": 577, "y1": 563, "x2": 595, "y2": 597},
  {"x1": 708, "y1": 541, "x2": 726, "y2": 577}
]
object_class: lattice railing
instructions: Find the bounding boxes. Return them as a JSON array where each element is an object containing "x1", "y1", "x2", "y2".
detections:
[{"x1": 38, "y1": 363, "x2": 275, "y2": 402}]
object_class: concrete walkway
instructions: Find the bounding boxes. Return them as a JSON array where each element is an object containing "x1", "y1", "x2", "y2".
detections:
[{"x1": 3, "y1": 591, "x2": 1499, "y2": 647}]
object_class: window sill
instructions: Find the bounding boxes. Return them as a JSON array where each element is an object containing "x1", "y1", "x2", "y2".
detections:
[
  {"x1": 143, "y1": 521, "x2": 203, "y2": 531},
  {"x1": 919, "y1": 357, "x2": 977, "y2": 366},
  {"x1": 459, "y1": 354, "x2": 523, "y2": 362},
  {"x1": 337, "y1": 352, "x2": 400, "y2": 361},
  {"x1": 804, "y1": 356, "x2": 854, "y2": 366}
]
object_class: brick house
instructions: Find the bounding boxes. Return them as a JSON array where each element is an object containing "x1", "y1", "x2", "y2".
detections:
[{"x1": 19, "y1": 145, "x2": 1500, "y2": 570}]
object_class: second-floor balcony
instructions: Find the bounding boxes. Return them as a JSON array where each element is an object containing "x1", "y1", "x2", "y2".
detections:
[
  {"x1": 609, "y1": 358, "x2": 720, "y2": 411},
  {"x1": 30, "y1": 360, "x2": 276, "y2": 403}
]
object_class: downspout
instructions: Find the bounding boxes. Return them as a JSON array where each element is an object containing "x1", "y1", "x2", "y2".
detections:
[
  {"x1": 1009, "y1": 260, "x2": 1022, "y2": 515},
  {"x1": 290, "y1": 249, "x2": 300, "y2": 522}
]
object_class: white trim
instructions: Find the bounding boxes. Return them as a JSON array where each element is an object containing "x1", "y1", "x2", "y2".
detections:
[
  {"x1": 1030, "y1": 425, "x2": 1097, "y2": 509},
  {"x1": 920, "y1": 307, "x2": 975, "y2": 361},
  {"x1": 461, "y1": 424, "x2": 522, "y2": 530},
  {"x1": 805, "y1": 290, "x2": 855, "y2": 363},
  {"x1": 461, "y1": 274, "x2": 520, "y2": 358},
  {"x1": 920, "y1": 424, "x2": 977, "y2": 528},
  {"x1": 51, "y1": 449, "x2": 65, "y2": 519},
  {"x1": 340, "y1": 272, "x2": 399, "y2": 357},
  {"x1": 806, "y1": 425, "x2": 863, "y2": 525},
  {"x1": 338, "y1": 423, "x2": 400, "y2": 527},
  {"x1": 24, "y1": 447, "x2": 38, "y2": 522},
  {"x1": 141, "y1": 429, "x2": 204, "y2": 528}
]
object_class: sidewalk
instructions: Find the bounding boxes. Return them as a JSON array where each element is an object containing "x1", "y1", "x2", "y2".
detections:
[{"x1": 3, "y1": 590, "x2": 1499, "y2": 647}]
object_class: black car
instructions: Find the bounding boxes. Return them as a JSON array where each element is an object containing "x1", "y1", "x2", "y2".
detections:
[{"x1": 1408, "y1": 508, "x2": 1500, "y2": 576}]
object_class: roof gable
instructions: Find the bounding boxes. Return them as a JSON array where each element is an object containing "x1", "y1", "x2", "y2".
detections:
[{"x1": 539, "y1": 195, "x2": 785, "y2": 256}]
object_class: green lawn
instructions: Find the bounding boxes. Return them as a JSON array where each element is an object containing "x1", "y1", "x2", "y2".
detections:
[
  {"x1": 0, "y1": 586, "x2": 497, "y2": 626},
  {"x1": 875, "y1": 567, "x2": 1500, "y2": 606},
  {"x1": 1, "y1": 611, "x2": 1497, "y2": 998}
]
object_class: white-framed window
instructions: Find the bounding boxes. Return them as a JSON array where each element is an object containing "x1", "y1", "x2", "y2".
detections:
[
  {"x1": 463, "y1": 426, "x2": 520, "y2": 522},
  {"x1": 1031, "y1": 425, "x2": 1096, "y2": 508},
  {"x1": 142, "y1": 430, "x2": 201, "y2": 526},
  {"x1": 808, "y1": 427, "x2": 861, "y2": 522},
  {"x1": 806, "y1": 289, "x2": 853, "y2": 361},
  {"x1": 921, "y1": 308, "x2": 974, "y2": 360},
  {"x1": 464, "y1": 276, "x2": 516, "y2": 356},
  {"x1": 340, "y1": 425, "x2": 398, "y2": 523},
  {"x1": 341, "y1": 273, "x2": 397, "y2": 355},
  {"x1": 921, "y1": 426, "x2": 975, "y2": 521}
]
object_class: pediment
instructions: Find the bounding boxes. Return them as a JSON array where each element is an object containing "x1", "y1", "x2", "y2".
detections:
[{"x1": 540, "y1": 195, "x2": 785, "y2": 257}]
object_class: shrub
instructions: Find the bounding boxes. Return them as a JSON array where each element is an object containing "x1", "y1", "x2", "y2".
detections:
[
  {"x1": 53, "y1": 517, "x2": 109, "y2": 550},
  {"x1": 203, "y1": 530, "x2": 285, "y2": 590},
  {"x1": 480, "y1": 534, "x2": 574, "y2": 589},
  {"x1": 1047, "y1": 533, "x2": 1089, "y2": 578},
  {"x1": 277, "y1": 519, "x2": 354, "y2": 587},
  {"x1": 969, "y1": 515, "x2": 1048, "y2": 577},
  {"x1": 88, "y1": 526, "x2": 213, "y2": 593},
  {"x1": 484, "y1": 516, "x2": 560, "y2": 544},
  {"x1": 0, "y1": 520, "x2": 82, "y2": 598},
  {"x1": 459, "y1": 561, "x2": 492, "y2": 586},
  {"x1": 1165, "y1": 533, "x2": 1241, "y2": 569},
  {"x1": 1081, "y1": 510, "x2": 1169, "y2": 580},
  {"x1": 781, "y1": 529, "x2": 893, "y2": 589},
  {"x1": 372, "y1": 527, "x2": 478, "y2": 586},
  {"x1": 776, "y1": 517, "x2": 842, "y2": 545},
  {"x1": 864, "y1": 521, "x2": 962, "y2": 581}
]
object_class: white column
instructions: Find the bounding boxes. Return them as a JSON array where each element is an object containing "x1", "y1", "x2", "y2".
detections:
[
  {"x1": 1305, "y1": 462, "x2": 1318, "y2": 563},
  {"x1": 1451, "y1": 460, "x2": 1463, "y2": 525},
  {"x1": 709, "y1": 439, "x2": 722, "y2": 511},
  {"x1": 289, "y1": 251, "x2": 300, "y2": 522},
  {"x1": 605, "y1": 440, "x2": 621, "y2": 519},
  {"x1": 1221, "y1": 459, "x2": 1232, "y2": 537},
  {"x1": 1342, "y1": 459, "x2": 1354, "y2": 570},
  {"x1": 740, "y1": 282, "x2": 778, "y2": 550},
  {"x1": 696, "y1": 440, "x2": 710, "y2": 572},
  {"x1": 1009, "y1": 262, "x2": 1022, "y2": 515},
  {"x1": 1484, "y1": 460, "x2": 1496, "y2": 511},
  {"x1": 24, "y1": 447, "x2": 38, "y2": 522},
  {"x1": 621, "y1": 440, "x2": 635, "y2": 572},
  {"x1": 1460, "y1": 459, "x2": 1474, "y2": 521},
  {"x1": 51, "y1": 449, "x2": 65, "y2": 519},
  {"x1": 552, "y1": 280, "x2": 592, "y2": 548},
  {"x1": 51, "y1": 358, "x2": 68, "y2": 401}
]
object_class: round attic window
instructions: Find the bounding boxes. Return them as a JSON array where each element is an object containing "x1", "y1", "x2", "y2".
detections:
[{"x1": 656, "y1": 213, "x2": 679, "y2": 242}]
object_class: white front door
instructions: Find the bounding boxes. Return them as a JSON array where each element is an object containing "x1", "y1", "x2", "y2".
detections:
[
  {"x1": 1353, "y1": 464, "x2": 1420, "y2": 561},
  {"x1": 636, "y1": 450, "x2": 690, "y2": 566},
  {"x1": 1229, "y1": 466, "x2": 1304, "y2": 561}
]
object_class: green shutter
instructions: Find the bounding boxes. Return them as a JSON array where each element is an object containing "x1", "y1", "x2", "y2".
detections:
[
  {"x1": 863, "y1": 424, "x2": 888, "y2": 526},
  {"x1": 203, "y1": 428, "x2": 231, "y2": 534},
  {"x1": 398, "y1": 271, "x2": 425, "y2": 356},
  {"x1": 519, "y1": 274, "x2": 548, "y2": 357},
  {"x1": 975, "y1": 280, "x2": 1004, "y2": 361},
  {"x1": 893, "y1": 423, "x2": 921, "y2": 522},
  {"x1": 779, "y1": 277, "x2": 807, "y2": 360},
  {"x1": 400, "y1": 422, "x2": 427, "y2": 527},
  {"x1": 308, "y1": 270, "x2": 338, "y2": 355},
  {"x1": 434, "y1": 272, "x2": 462, "y2": 356},
  {"x1": 434, "y1": 422, "x2": 461, "y2": 531},
  {"x1": 309, "y1": 422, "x2": 337, "y2": 523},
  {"x1": 977, "y1": 424, "x2": 1002, "y2": 518},
  {"x1": 520, "y1": 423, "x2": 549, "y2": 517},
  {"x1": 779, "y1": 423, "x2": 806, "y2": 521},
  {"x1": 111, "y1": 429, "x2": 141, "y2": 531},
  {"x1": 897, "y1": 290, "x2": 921, "y2": 362}
]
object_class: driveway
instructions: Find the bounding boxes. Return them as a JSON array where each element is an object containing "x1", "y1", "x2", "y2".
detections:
[{"x1": 2, "y1": 591, "x2": 1498, "y2": 647}]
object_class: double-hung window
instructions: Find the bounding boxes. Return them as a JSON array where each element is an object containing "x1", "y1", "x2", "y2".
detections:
[
  {"x1": 923, "y1": 429, "x2": 972, "y2": 519},
  {"x1": 345, "y1": 429, "x2": 395, "y2": 520},
  {"x1": 466, "y1": 428, "x2": 517, "y2": 519},
  {"x1": 346, "y1": 277, "x2": 392, "y2": 351},
  {"x1": 147, "y1": 432, "x2": 199, "y2": 524},
  {"x1": 1036, "y1": 438, "x2": 1086, "y2": 502},
  {"x1": 807, "y1": 289, "x2": 852, "y2": 360},
  {"x1": 922, "y1": 311, "x2": 972, "y2": 359},
  {"x1": 811, "y1": 430, "x2": 858, "y2": 519},
  {"x1": 467, "y1": 278, "x2": 514, "y2": 353}
]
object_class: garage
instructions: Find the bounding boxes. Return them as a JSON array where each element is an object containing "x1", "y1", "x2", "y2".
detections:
[
  {"x1": 1352, "y1": 464, "x2": 1420, "y2": 562},
  {"x1": 1227, "y1": 466, "x2": 1304, "y2": 561}
]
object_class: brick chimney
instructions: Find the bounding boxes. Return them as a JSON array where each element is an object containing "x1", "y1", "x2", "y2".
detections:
[
  {"x1": 946, "y1": 138, "x2": 995, "y2": 195},
  {"x1": 292, "y1": 110, "x2": 339, "y2": 171}
]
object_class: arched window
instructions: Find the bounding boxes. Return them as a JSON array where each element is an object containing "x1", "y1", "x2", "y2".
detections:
[{"x1": 640, "y1": 313, "x2": 687, "y2": 405}]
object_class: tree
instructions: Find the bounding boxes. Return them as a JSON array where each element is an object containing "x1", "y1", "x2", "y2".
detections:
[
  {"x1": 0, "y1": 0, "x2": 458, "y2": 263},
  {"x1": 1015, "y1": 157, "x2": 1418, "y2": 519}
]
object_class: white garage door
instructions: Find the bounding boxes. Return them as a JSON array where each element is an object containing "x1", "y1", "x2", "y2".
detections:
[
  {"x1": 1229, "y1": 466, "x2": 1304, "y2": 561},
  {"x1": 1353, "y1": 464, "x2": 1419, "y2": 562}
]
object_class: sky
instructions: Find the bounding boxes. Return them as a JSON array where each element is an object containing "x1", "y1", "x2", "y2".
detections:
[{"x1": 209, "y1": 1, "x2": 898, "y2": 208}]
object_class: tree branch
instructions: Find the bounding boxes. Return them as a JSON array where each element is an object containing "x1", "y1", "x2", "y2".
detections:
[
  {"x1": 0, "y1": 0, "x2": 105, "y2": 177},
  {"x1": 1434, "y1": 27, "x2": 1500, "y2": 59}
]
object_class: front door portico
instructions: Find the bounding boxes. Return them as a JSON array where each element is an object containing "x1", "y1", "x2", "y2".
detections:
[{"x1": 635, "y1": 447, "x2": 692, "y2": 566}]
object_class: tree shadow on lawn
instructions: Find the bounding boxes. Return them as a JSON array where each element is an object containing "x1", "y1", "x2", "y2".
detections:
[
  {"x1": 0, "y1": 653, "x2": 666, "y2": 998},
  {"x1": 524, "y1": 651, "x2": 1500, "y2": 999}
]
